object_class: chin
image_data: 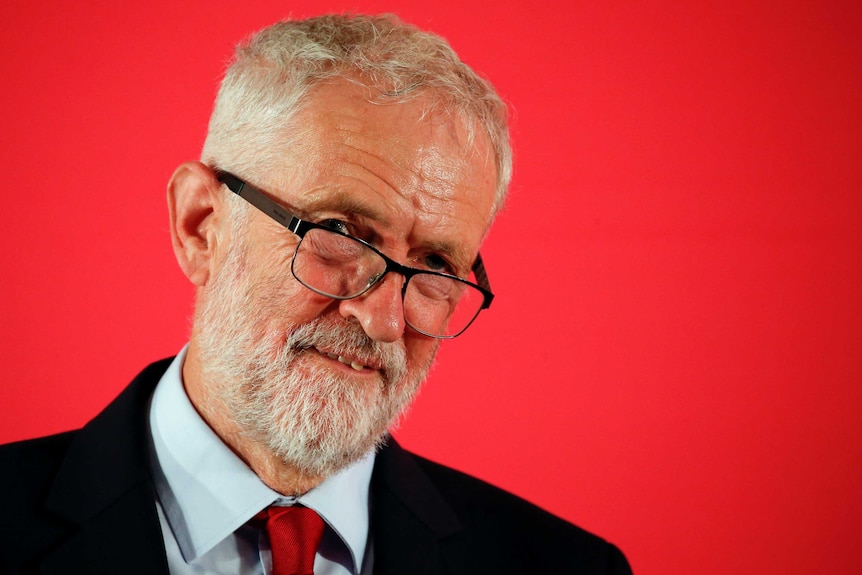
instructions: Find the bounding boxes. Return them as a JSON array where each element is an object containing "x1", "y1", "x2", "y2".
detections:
[{"x1": 247, "y1": 358, "x2": 422, "y2": 478}]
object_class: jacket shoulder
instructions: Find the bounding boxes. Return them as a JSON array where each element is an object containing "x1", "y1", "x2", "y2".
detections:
[
  {"x1": 0, "y1": 431, "x2": 80, "y2": 571},
  {"x1": 0, "y1": 358, "x2": 172, "y2": 574},
  {"x1": 0, "y1": 431, "x2": 77, "y2": 511},
  {"x1": 411, "y1": 453, "x2": 632, "y2": 574}
]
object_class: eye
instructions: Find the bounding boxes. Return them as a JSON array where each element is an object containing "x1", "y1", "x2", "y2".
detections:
[
  {"x1": 319, "y1": 218, "x2": 351, "y2": 235},
  {"x1": 422, "y1": 253, "x2": 454, "y2": 274}
]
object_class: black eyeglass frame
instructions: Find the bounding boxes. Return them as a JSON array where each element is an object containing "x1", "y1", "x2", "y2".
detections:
[{"x1": 214, "y1": 169, "x2": 494, "y2": 338}]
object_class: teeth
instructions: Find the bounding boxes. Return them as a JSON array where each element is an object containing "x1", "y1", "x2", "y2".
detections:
[{"x1": 325, "y1": 352, "x2": 366, "y2": 371}]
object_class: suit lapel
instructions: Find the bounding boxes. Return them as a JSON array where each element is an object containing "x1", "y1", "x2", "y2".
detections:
[
  {"x1": 40, "y1": 359, "x2": 173, "y2": 575},
  {"x1": 370, "y1": 439, "x2": 467, "y2": 575}
]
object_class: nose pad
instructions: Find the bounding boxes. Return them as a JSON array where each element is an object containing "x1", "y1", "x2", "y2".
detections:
[{"x1": 337, "y1": 273, "x2": 406, "y2": 343}]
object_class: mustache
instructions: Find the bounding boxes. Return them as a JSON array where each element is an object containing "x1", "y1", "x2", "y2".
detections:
[{"x1": 284, "y1": 317, "x2": 408, "y2": 382}]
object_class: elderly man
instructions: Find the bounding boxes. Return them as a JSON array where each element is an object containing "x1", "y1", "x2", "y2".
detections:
[{"x1": 1, "y1": 14, "x2": 631, "y2": 575}]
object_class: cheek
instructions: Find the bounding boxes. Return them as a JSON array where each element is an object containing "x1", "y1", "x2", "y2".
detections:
[
  {"x1": 248, "y1": 260, "x2": 336, "y2": 333},
  {"x1": 404, "y1": 335, "x2": 439, "y2": 375}
]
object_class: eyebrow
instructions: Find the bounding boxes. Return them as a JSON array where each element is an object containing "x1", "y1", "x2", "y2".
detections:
[
  {"x1": 298, "y1": 189, "x2": 390, "y2": 226},
  {"x1": 299, "y1": 189, "x2": 473, "y2": 274}
]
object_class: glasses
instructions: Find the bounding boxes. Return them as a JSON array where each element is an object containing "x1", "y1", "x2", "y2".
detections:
[{"x1": 215, "y1": 169, "x2": 494, "y2": 338}]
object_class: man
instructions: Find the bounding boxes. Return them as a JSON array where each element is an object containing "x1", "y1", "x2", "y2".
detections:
[{"x1": 1, "y1": 14, "x2": 632, "y2": 575}]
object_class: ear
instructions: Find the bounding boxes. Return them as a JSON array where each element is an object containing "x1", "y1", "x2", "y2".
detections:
[{"x1": 167, "y1": 161, "x2": 225, "y2": 286}]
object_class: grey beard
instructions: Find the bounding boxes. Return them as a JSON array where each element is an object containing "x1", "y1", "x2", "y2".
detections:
[
  {"x1": 220, "y1": 317, "x2": 425, "y2": 478},
  {"x1": 195, "y1": 238, "x2": 434, "y2": 479}
]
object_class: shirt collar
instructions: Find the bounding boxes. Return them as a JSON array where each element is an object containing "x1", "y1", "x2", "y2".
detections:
[{"x1": 148, "y1": 347, "x2": 374, "y2": 572}]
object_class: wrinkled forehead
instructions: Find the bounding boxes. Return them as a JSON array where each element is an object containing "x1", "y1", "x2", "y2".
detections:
[{"x1": 266, "y1": 78, "x2": 498, "y2": 229}]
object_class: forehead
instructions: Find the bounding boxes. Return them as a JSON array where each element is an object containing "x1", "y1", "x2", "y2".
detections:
[{"x1": 264, "y1": 78, "x2": 498, "y2": 249}]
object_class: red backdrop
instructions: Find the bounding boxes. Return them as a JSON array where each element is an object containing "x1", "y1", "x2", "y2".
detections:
[{"x1": 2, "y1": 1, "x2": 860, "y2": 574}]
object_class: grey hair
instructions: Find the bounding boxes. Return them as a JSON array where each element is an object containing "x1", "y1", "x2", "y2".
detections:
[{"x1": 201, "y1": 13, "x2": 511, "y2": 216}]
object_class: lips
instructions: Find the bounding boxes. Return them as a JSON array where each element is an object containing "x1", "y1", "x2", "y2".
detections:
[
  {"x1": 312, "y1": 346, "x2": 382, "y2": 372},
  {"x1": 285, "y1": 318, "x2": 410, "y2": 390},
  {"x1": 325, "y1": 352, "x2": 368, "y2": 371}
]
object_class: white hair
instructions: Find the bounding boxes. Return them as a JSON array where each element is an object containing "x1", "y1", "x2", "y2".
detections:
[{"x1": 201, "y1": 13, "x2": 511, "y2": 215}]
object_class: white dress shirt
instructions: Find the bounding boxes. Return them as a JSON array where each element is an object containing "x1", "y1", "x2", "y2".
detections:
[{"x1": 147, "y1": 347, "x2": 375, "y2": 574}]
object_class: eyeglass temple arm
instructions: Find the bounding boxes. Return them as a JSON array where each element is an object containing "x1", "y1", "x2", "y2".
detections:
[
  {"x1": 215, "y1": 170, "x2": 301, "y2": 232},
  {"x1": 472, "y1": 254, "x2": 494, "y2": 306}
]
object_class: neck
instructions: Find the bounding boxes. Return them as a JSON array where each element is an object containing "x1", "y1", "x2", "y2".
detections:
[{"x1": 182, "y1": 340, "x2": 326, "y2": 496}]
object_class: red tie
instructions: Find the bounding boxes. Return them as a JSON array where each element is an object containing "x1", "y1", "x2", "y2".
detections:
[{"x1": 255, "y1": 506, "x2": 325, "y2": 575}]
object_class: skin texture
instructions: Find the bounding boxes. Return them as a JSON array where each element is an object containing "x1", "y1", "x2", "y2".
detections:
[{"x1": 167, "y1": 77, "x2": 497, "y2": 495}]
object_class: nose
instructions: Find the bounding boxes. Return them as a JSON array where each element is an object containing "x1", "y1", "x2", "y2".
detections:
[{"x1": 337, "y1": 273, "x2": 406, "y2": 343}]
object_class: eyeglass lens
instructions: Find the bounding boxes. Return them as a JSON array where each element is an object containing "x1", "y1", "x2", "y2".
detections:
[{"x1": 291, "y1": 228, "x2": 484, "y2": 337}]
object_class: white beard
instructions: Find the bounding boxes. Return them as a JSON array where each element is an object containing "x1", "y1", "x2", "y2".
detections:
[{"x1": 195, "y1": 232, "x2": 435, "y2": 478}]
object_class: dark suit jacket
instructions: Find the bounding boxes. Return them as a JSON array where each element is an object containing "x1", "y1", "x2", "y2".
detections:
[{"x1": 0, "y1": 359, "x2": 632, "y2": 574}]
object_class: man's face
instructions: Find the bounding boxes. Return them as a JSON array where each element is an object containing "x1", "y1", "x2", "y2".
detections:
[{"x1": 195, "y1": 78, "x2": 497, "y2": 478}]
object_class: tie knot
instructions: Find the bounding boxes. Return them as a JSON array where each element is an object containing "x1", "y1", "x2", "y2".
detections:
[{"x1": 255, "y1": 505, "x2": 325, "y2": 575}]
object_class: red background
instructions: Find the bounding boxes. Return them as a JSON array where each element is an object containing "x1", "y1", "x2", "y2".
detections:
[{"x1": 1, "y1": 1, "x2": 860, "y2": 573}]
